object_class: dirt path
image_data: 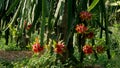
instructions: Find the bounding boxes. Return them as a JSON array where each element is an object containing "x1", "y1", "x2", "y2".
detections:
[{"x1": 0, "y1": 50, "x2": 33, "y2": 61}]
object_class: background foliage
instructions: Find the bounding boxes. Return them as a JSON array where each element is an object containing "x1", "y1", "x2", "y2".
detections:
[{"x1": 0, "y1": 0, "x2": 120, "y2": 68}]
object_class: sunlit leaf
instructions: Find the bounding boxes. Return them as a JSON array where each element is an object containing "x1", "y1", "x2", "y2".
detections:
[{"x1": 87, "y1": 0, "x2": 99, "y2": 12}]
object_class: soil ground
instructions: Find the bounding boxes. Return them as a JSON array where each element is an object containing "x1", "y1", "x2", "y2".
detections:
[{"x1": 0, "y1": 50, "x2": 33, "y2": 61}]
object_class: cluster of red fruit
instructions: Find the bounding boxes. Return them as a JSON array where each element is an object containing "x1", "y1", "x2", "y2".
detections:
[
  {"x1": 80, "y1": 11, "x2": 92, "y2": 21},
  {"x1": 32, "y1": 37, "x2": 44, "y2": 53},
  {"x1": 96, "y1": 46, "x2": 105, "y2": 53},
  {"x1": 83, "y1": 45, "x2": 105, "y2": 54},
  {"x1": 54, "y1": 41, "x2": 66, "y2": 55},
  {"x1": 26, "y1": 24, "x2": 32, "y2": 30},
  {"x1": 24, "y1": 21, "x2": 32, "y2": 30},
  {"x1": 75, "y1": 24, "x2": 88, "y2": 34},
  {"x1": 85, "y1": 32, "x2": 94, "y2": 39},
  {"x1": 83, "y1": 45, "x2": 93, "y2": 54},
  {"x1": 32, "y1": 39, "x2": 66, "y2": 55},
  {"x1": 32, "y1": 43, "x2": 44, "y2": 53},
  {"x1": 75, "y1": 24, "x2": 94, "y2": 39},
  {"x1": 75, "y1": 11, "x2": 94, "y2": 39},
  {"x1": 77, "y1": 11, "x2": 105, "y2": 55}
]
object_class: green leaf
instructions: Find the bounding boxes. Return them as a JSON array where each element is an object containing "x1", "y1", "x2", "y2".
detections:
[
  {"x1": 0, "y1": 0, "x2": 4, "y2": 10},
  {"x1": 87, "y1": 0, "x2": 99, "y2": 12},
  {"x1": 53, "y1": 40, "x2": 57, "y2": 48},
  {"x1": 4, "y1": 1, "x2": 22, "y2": 31},
  {"x1": 6, "y1": 0, "x2": 20, "y2": 16},
  {"x1": 110, "y1": 1, "x2": 120, "y2": 6},
  {"x1": 40, "y1": 0, "x2": 46, "y2": 46},
  {"x1": 117, "y1": 9, "x2": 120, "y2": 12}
]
